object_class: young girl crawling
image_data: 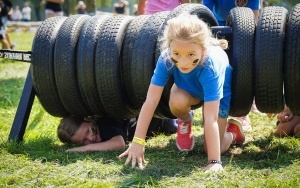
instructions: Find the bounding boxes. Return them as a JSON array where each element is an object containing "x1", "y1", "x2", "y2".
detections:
[{"x1": 119, "y1": 13, "x2": 244, "y2": 173}]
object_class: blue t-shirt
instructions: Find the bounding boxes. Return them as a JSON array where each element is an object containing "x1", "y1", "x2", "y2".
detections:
[
  {"x1": 151, "y1": 46, "x2": 232, "y2": 110},
  {"x1": 203, "y1": 0, "x2": 260, "y2": 25}
]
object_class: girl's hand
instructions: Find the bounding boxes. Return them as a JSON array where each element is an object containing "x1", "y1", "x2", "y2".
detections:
[
  {"x1": 118, "y1": 142, "x2": 146, "y2": 169},
  {"x1": 203, "y1": 163, "x2": 224, "y2": 173},
  {"x1": 277, "y1": 108, "x2": 293, "y2": 122}
]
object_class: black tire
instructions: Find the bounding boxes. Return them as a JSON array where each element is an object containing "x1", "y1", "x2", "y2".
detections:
[
  {"x1": 95, "y1": 15, "x2": 135, "y2": 118},
  {"x1": 77, "y1": 15, "x2": 110, "y2": 116},
  {"x1": 226, "y1": 7, "x2": 256, "y2": 117},
  {"x1": 121, "y1": 14, "x2": 151, "y2": 113},
  {"x1": 168, "y1": 3, "x2": 218, "y2": 26},
  {"x1": 54, "y1": 15, "x2": 91, "y2": 116},
  {"x1": 284, "y1": 3, "x2": 300, "y2": 115},
  {"x1": 130, "y1": 11, "x2": 170, "y2": 110},
  {"x1": 30, "y1": 16, "x2": 68, "y2": 117},
  {"x1": 254, "y1": 6, "x2": 287, "y2": 113}
]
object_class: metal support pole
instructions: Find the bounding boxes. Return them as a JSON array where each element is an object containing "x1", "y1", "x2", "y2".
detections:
[{"x1": 8, "y1": 67, "x2": 35, "y2": 142}]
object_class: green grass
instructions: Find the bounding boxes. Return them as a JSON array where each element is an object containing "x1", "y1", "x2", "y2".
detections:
[{"x1": 0, "y1": 32, "x2": 299, "y2": 188}]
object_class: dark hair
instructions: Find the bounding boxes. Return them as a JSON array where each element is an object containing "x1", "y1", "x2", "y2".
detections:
[{"x1": 57, "y1": 116, "x2": 85, "y2": 144}]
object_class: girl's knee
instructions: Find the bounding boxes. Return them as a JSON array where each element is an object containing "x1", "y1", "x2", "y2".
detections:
[
  {"x1": 169, "y1": 96, "x2": 190, "y2": 115},
  {"x1": 169, "y1": 93, "x2": 189, "y2": 106},
  {"x1": 169, "y1": 100, "x2": 189, "y2": 111}
]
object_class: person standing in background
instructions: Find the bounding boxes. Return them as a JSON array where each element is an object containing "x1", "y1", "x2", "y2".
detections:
[
  {"x1": 76, "y1": 1, "x2": 87, "y2": 14},
  {"x1": 202, "y1": 0, "x2": 260, "y2": 26},
  {"x1": 0, "y1": 0, "x2": 14, "y2": 49},
  {"x1": 202, "y1": 0, "x2": 260, "y2": 132},
  {"x1": 133, "y1": 3, "x2": 138, "y2": 15},
  {"x1": 10, "y1": 5, "x2": 22, "y2": 21},
  {"x1": 21, "y1": 2, "x2": 31, "y2": 21},
  {"x1": 113, "y1": 0, "x2": 129, "y2": 15},
  {"x1": 137, "y1": 0, "x2": 191, "y2": 15},
  {"x1": 42, "y1": 0, "x2": 64, "y2": 19},
  {"x1": 0, "y1": 6, "x2": 10, "y2": 49}
]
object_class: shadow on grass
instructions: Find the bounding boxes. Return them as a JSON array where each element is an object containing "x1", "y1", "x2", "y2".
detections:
[
  {"x1": 231, "y1": 133, "x2": 300, "y2": 169},
  {"x1": 118, "y1": 139, "x2": 208, "y2": 186},
  {"x1": 117, "y1": 133, "x2": 300, "y2": 186},
  {"x1": 0, "y1": 137, "x2": 122, "y2": 165},
  {"x1": 1, "y1": 125, "x2": 299, "y2": 187}
]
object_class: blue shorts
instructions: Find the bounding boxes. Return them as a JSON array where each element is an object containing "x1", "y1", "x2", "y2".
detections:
[
  {"x1": 191, "y1": 102, "x2": 229, "y2": 118},
  {"x1": 219, "y1": 108, "x2": 229, "y2": 118},
  {"x1": 0, "y1": 26, "x2": 5, "y2": 40},
  {"x1": 1, "y1": 16, "x2": 8, "y2": 30}
]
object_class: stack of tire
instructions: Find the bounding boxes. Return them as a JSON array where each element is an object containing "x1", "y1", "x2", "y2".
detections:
[{"x1": 30, "y1": 3, "x2": 300, "y2": 119}]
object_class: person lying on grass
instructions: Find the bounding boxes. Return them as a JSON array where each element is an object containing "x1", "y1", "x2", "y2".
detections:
[
  {"x1": 57, "y1": 115, "x2": 177, "y2": 152},
  {"x1": 276, "y1": 106, "x2": 300, "y2": 137}
]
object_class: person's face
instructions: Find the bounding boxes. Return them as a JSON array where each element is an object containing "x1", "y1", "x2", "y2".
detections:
[
  {"x1": 71, "y1": 121, "x2": 101, "y2": 145},
  {"x1": 170, "y1": 39, "x2": 205, "y2": 74},
  {"x1": 235, "y1": 0, "x2": 248, "y2": 7}
]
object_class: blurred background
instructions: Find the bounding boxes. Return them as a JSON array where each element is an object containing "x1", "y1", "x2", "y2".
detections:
[{"x1": 9, "y1": 0, "x2": 299, "y2": 21}]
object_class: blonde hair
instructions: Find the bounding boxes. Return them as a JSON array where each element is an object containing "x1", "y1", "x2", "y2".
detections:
[{"x1": 161, "y1": 13, "x2": 228, "y2": 52}]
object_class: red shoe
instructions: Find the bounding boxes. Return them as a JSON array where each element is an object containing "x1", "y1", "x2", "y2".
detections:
[
  {"x1": 227, "y1": 118, "x2": 245, "y2": 144},
  {"x1": 176, "y1": 118, "x2": 194, "y2": 151}
]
